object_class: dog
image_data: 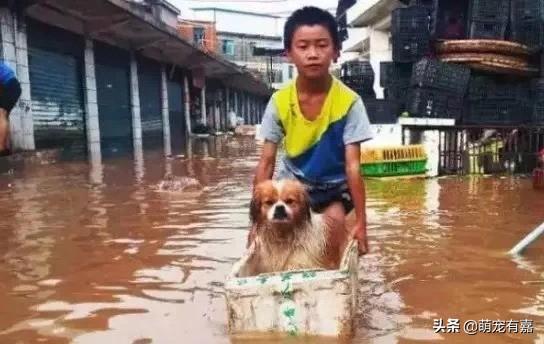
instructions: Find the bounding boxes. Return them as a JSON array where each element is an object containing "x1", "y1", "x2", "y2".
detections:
[{"x1": 239, "y1": 179, "x2": 348, "y2": 277}]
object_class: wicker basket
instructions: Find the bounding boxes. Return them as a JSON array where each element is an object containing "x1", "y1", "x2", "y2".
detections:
[{"x1": 435, "y1": 39, "x2": 534, "y2": 56}]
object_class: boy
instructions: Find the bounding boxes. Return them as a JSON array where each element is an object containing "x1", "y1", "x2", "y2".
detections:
[
  {"x1": 0, "y1": 61, "x2": 21, "y2": 156},
  {"x1": 252, "y1": 7, "x2": 373, "y2": 255}
]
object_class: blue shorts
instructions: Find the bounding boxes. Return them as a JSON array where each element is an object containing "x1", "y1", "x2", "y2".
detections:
[
  {"x1": 305, "y1": 182, "x2": 354, "y2": 214},
  {"x1": 275, "y1": 166, "x2": 354, "y2": 214}
]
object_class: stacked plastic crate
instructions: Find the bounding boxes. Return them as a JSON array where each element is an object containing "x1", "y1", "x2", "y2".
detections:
[
  {"x1": 511, "y1": 0, "x2": 544, "y2": 50},
  {"x1": 340, "y1": 60, "x2": 375, "y2": 98},
  {"x1": 360, "y1": 145, "x2": 428, "y2": 177},
  {"x1": 531, "y1": 78, "x2": 544, "y2": 125},
  {"x1": 407, "y1": 58, "x2": 471, "y2": 119},
  {"x1": 464, "y1": 75, "x2": 531, "y2": 124},
  {"x1": 341, "y1": 61, "x2": 398, "y2": 124},
  {"x1": 468, "y1": 0, "x2": 510, "y2": 39},
  {"x1": 380, "y1": 62, "x2": 412, "y2": 116},
  {"x1": 392, "y1": 6, "x2": 431, "y2": 63}
]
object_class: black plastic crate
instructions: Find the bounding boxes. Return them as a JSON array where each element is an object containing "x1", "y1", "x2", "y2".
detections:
[
  {"x1": 341, "y1": 60, "x2": 374, "y2": 78},
  {"x1": 363, "y1": 98, "x2": 398, "y2": 124},
  {"x1": 469, "y1": 18, "x2": 507, "y2": 39},
  {"x1": 380, "y1": 62, "x2": 413, "y2": 87},
  {"x1": 342, "y1": 75, "x2": 374, "y2": 87},
  {"x1": 541, "y1": 52, "x2": 544, "y2": 77},
  {"x1": 511, "y1": 0, "x2": 544, "y2": 22},
  {"x1": 532, "y1": 101, "x2": 544, "y2": 124},
  {"x1": 392, "y1": 34, "x2": 431, "y2": 63},
  {"x1": 464, "y1": 100, "x2": 531, "y2": 125},
  {"x1": 411, "y1": 58, "x2": 471, "y2": 95},
  {"x1": 351, "y1": 85, "x2": 376, "y2": 98},
  {"x1": 421, "y1": 0, "x2": 471, "y2": 39},
  {"x1": 343, "y1": 77, "x2": 374, "y2": 95},
  {"x1": 468, "y1": 75, "x2": 531, "y2": 101},
  {"x1": 385, "y1": 86, "x2": 409, "y2": 112},
  {"x1": 392, "y1": 6, "x2": 430, "y2": 34},
  {"x1": 531, "y1": 78, "x2": 544, "y2": 97},
  {"x1": 469, "y1": 0, "x2": 510, "y2": 20},
  {"x1": 407, "y1": 87, "x2": 464, "y2": 119},
  {"x1": 409, "y1": 0, "x2": 435, "y2": 10},
  {"x1": 511, "y1": 19, "x2": 544, "y2": 49}
]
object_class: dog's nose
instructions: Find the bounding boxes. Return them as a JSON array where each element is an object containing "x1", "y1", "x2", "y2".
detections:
[{"x1": 273, "y1": 204, "x2": 288, "y2": 219}]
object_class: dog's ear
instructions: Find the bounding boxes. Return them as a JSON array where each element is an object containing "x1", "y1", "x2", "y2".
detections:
[{"x1": 249, "y1": 189, "x2": 261, "y2": 224}]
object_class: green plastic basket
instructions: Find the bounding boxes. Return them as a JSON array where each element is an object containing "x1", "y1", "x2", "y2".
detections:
[{"x1": 360, "y1": 159, "x2": 428, "y2": 177}]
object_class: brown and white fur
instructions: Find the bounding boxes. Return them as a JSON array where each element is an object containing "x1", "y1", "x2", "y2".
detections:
[{"x1": 239, "y1": 179, "x2": 348, "y2": 277}]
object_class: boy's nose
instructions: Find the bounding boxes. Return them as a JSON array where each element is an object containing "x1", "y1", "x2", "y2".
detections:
[{"x1": 307, "y1": 46, "x2": 318, "y2": 58}]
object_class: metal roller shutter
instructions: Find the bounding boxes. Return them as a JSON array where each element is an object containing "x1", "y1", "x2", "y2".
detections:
[
  {"x1": 27, "y1": 20, "x2": 85, "y2": 152},
  {"x1": 94, "y1": 42, "x2": 132, "y2": 156},
  {"x1": 138, "y1": 56, "x2": 163, "y2": 149}
]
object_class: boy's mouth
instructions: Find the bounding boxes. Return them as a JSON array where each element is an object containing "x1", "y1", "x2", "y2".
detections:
[{"x1": 305, "y1": 64, "x2": 322, "y2": 70}]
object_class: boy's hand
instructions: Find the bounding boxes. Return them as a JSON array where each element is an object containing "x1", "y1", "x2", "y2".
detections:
[{"x1": 351, "y1": 222, "x2": 368, "y2": 256}]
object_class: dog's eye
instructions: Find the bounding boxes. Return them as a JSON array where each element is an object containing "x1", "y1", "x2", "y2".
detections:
[
  {"x1": 285, "y1": 198, "x2": 295, "y2": 205},
  {"x1": 265, "y1": 200, "x2": 274, "y2": 206}
]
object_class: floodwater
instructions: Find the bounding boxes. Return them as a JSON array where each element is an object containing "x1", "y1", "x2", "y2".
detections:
[{"x1": 0, "y1": 136, "x2": 543, "y2": 344}]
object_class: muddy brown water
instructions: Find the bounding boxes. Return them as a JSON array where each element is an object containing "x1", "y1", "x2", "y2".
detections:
[{"x1": 0, "y1": 136, "x2": 543, "y2": 344}]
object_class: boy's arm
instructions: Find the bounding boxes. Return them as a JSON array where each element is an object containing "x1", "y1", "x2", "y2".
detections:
[
  {"x1": 253, "y1": 96, "x2": 283, "y2": 188},
  {"x1": 345, "y1": 143, "x2": 367, "y2": 254},
  {"x1": 343, "y1": 96, "x2": 373, "y2": 255},
  {"x1": 253, "y1": 141, "x2": 278, "y2": 188}
]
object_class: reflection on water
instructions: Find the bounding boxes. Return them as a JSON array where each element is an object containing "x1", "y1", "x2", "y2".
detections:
[{"x1": 0, "y1": 136, "x2": 543, "y2": 344}]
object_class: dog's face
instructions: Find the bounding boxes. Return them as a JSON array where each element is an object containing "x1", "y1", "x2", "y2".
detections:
[{"x1": 250, "y1": 180, "x2": 311, "y2": 228}]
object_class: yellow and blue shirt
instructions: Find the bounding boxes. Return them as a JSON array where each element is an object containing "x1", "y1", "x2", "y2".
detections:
[{"x1": 261, "y1": 77, "x2": 373, "y2": 186}]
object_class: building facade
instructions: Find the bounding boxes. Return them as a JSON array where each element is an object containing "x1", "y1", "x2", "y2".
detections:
[
  {"x1": 188, "y1": 7, "x2": 296, "y2": 90},
  {"x1": 0, "y1": 0, "x2": 270, "y2": 158},
  {"x1": 344, "y1": 0, "x2": 402, "y2": 98}
]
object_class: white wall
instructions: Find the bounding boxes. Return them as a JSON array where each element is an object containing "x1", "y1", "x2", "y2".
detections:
[
  {"x1": 192, "y1": 10, "x2": 280, "y2": 37},
  {"x1": 368, "y1": 28, "x2": 391, "y2": 99},
  {"x1": 362, "y1": 124, "x2": 403, "y2": 148}
]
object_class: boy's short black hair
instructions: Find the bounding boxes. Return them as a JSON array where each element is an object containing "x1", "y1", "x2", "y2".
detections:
[{"x1": 284, "y1": 6, "x2": 340, "y2": 51}]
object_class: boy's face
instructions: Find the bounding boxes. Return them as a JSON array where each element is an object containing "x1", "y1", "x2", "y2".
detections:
[{"x1": 287, "y1": 24, "x2": 339, "y2": 80}]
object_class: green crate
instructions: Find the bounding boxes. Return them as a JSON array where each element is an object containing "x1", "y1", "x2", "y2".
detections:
[{"x1": 360, "y1": 159, "x2": 427, "y2": 177}]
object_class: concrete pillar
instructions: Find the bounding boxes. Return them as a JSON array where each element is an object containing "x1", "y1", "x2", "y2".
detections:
[
  {"x1": 0, "y1": 9, "x2": 34, "y2": 151},
  {"x1": 83, "y1": 38, "x2": 101, "y2": 161},
  {"x1": 234, "y1": 90, "x2": 239, "y2": 122},
  {"x1": 249, "y1": 94, "x2": 253, "y2": 125},
  {"x1": 253, "y1": 97, "x2": 257, "y2": 124},
  {"x1": 226, "y1": 87, "x2": 230, "y2": 112},
  {"x1": 369, "y1": 28, "x2": 391, "y2": 99},
  {"x1": 253, "y1": 95, "x2": 257, "y2": 124},
  {"x1": 160, "y1": 66, "x2": 172, "y2": 156},
  {"x1": 214, "y1": 91, "x2": 220, "y2": 132},
  {"x1": 14, "y1": 14, "x2": 34, "y2": 151},
  {"x1": 200, "y1": 83, "x2": 207, "y2": 126},
  {"x1": 134, "y1": 144, "x2": 144, "y2": 183},
  {"x1": 243, "y1": 92, "x2": 248, "y2": 124},
  {"x1": 422, "y1": 130, "x2": 440, "y2": 177},
  {"x1": 183, "y1": 75, "x2": 192, "y2": 135},
  {"x1": 0, "y1": 9, "x2": 21, "y2": 151},
  {"x1": 129, "y1": 52, "x2": 143, "y2": 152},
  {"x1": 248, "y1": 96, "x2": 252, "y2": 125}
]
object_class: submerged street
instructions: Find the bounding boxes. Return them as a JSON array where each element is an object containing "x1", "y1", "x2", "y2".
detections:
[{"x1": 0, "y1": 137, "x2": 543, "y2": 343}]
